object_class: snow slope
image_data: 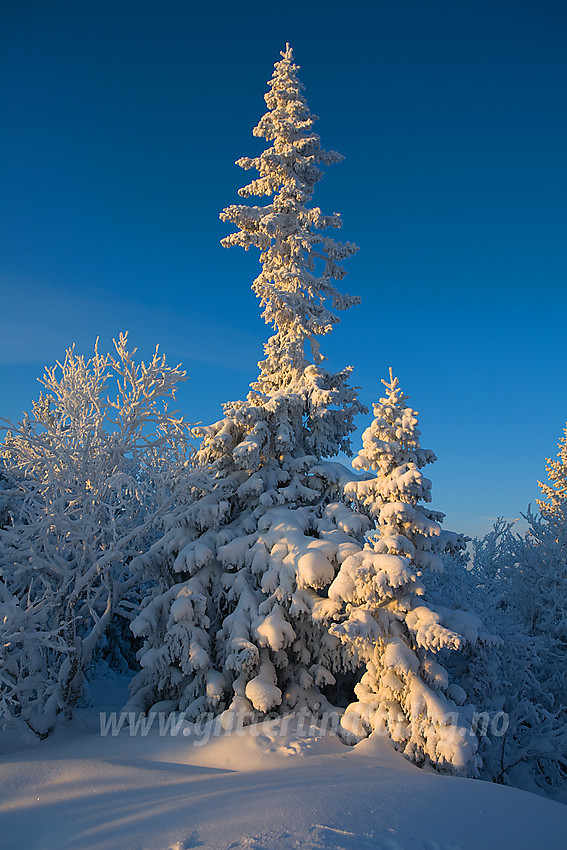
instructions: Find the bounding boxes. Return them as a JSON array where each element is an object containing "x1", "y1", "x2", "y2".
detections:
[{"x1": 1, "y1": 677, "x2": 566, "y2": 850}]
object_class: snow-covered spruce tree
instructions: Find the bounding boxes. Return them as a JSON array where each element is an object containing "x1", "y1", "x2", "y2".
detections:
[
  {"x1": 128, "y1": 45, "x2": 370, "y2": 723},
  {"x1": 537, "y1": 423, "x2": 567, "y2": 524},
  {"x1": 524, "y1": 422, "x2": 567, "y2": 669},
  {"x1": 328, "y1": 370, "x2": 483, "y2": 774},
  {"x1": 0, "y1": 335, "x2": 190, "y2": 735}
]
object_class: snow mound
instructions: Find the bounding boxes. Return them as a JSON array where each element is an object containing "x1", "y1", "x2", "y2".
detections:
[{"x1": 1, "y1": 690, "x2": 566, "y2": 850}]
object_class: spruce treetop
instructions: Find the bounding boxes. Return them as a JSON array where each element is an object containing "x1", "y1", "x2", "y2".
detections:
[
  {"x1": 220, "y1": 44, "x2": 360, "y2": 394},
  {"x1": 356, "y1": 369, "x2": 436, "y2": 469},
  {"x1": 536, "y1": 423, "x2": 567, "y2": 523}
]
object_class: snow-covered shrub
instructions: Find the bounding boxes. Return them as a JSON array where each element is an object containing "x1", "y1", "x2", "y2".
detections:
[
  {"x1": 0, "y1": 470, "x2": 12, "y2": 530},
  {"x1": 432, "y1": 516, "x2": 567, "y2": 795},
  {"x1": 476, "y1": 421, "x2": 567, "y2": 793},
  {"x1": 524, "y1": 424, "x2": 567, "y2": 686},
  {"x1": 507, "y1": 423, "x2": 567, "y2": 791},
  {"x1": 0, "y1": 334, "x2": 190, "y2": 735},
  {"x1": 329, "y1": 371, "x2": 482, "y2": 775}
]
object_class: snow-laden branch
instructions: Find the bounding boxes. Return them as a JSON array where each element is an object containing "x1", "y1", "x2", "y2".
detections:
[{"x1": 0, "y1": 334, "x2": 192, "y2": 735}]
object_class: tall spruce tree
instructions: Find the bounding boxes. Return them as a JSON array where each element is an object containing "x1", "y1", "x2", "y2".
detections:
[
  {"x1": 128, "y1": 45, "x2": 369, "y2": 723},
  {"x1": 128, "y1": 50, "x2": 482, "y2": 776},
  {"x1": 221, "y1": 43, "x2": 359, "y2": 399}
]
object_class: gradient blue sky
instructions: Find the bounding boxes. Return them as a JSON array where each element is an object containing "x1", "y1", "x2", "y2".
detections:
[{"x1": 2, "y1": 0, "x2": 566, "y2": 537}]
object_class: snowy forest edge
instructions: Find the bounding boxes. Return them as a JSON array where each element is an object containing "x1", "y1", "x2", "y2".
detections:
[{"x1": 1, "y1": 45, "x2": 566, "y2": 803}]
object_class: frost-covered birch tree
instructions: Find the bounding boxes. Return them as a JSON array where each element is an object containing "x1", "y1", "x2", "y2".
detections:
[
  {"x1": 499, "y1": 426, "x2": 567, "y2": 726},
  {"x1": 430, "y1": 519, "x2": 567, "y2": 794},
  {"x1": 128, "y1": 44, "x2": 369, "y2": 724},
  {"x1": 502, "y1": 425, "x2": 567, "y2": 788},
  {"x1": 328, "y1": 370, "x2": 482, "y2": 774},
  {"x1": 0, "y1": 335, "x2": 190, "y2": 735}
]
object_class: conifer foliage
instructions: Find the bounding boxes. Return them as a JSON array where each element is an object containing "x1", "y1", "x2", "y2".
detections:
[
  {"x1": 220, "y1": 43, "x2": 359, "y2": 396},
  {"x1": 329, "y1": 371, "x2": 482, "y2": 773},
  {"x1": 128, "y1": 45, "x2": 369, "y2": 725},
  {"x1": 537, "y1": 423, "x2": 567, "y2": 523},
  {"x1": 126, "y1": 48, "x2": 486, "y2": 777}
]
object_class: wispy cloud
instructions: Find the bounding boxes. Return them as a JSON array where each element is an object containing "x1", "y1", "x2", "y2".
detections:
[{"x1": 0, "y1": 276, "x2": 260, "y2": 371}]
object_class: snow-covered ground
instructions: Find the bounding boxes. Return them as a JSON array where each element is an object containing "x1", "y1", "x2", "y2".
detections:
[{"x1": 1, "y1": 675, "x2": 566, "y2": 850}]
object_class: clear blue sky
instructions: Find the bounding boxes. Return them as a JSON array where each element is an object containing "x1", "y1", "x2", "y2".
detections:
[{"x1": 1, "y1": 0, "x2": 566, "y2": 537}]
